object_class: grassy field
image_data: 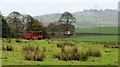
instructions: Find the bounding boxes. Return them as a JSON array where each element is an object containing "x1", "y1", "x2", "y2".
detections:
[
  {"x1": 53, "y1": 36, "x2": 118, "y2": 42},
  {"x1": 75, "y1": 27, "x2": 118, "y2": 34},
  {"x1": 1, "y1": 38, "x2": 118, "y2": 65}
]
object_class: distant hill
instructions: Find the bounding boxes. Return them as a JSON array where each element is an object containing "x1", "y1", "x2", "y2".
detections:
[{"x1": 34, "y1": 9, "x2": 118, "y2": 27}]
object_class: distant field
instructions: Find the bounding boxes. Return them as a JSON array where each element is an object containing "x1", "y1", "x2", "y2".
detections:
[
  {"x1": 75, "y1": 16, "x2": 100, "y2": 22},
  {"x1": 53, "y1": 36, "x2": 118, "y2": 42},
  {"x1": 75, "y1": 27, "x2": 118, "y2": 34}
]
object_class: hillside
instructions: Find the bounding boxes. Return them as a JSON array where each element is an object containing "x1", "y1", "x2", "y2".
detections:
[{"x1": 34, "y1": 9, "x2": 118, "y2": 27}]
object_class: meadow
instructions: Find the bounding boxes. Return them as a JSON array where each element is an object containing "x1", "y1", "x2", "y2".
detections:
[
  {"x1": 53, "y1": 27, "x2": 119, "y2": 42},
  {"x1": 1, "y1": 38, "x2": 119, "y2": 65},
  {"x1": 53, "y1": 36, "x2": 118, "y2": 42},
  {"x1": 75, "y1": 27, "x2": 118, "y2": 34}
]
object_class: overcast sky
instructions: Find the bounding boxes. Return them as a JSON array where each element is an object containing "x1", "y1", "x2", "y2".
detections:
[{"x1": 0, "y1": 0, "x2": 119, "y2": 16}]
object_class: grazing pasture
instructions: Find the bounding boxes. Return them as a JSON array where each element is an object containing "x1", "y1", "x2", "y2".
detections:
[
  {"x1": 53, "y1": 36, "x2": 118, "y2": 42},
  {"x1": 1, "y1": 38, "x2": 118, "y2": 65},
  {"x1": 75, "y1": 27, "x2": 118, "y2": 34}
]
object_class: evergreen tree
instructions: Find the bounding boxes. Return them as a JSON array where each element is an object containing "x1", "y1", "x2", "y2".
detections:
[{"x1": 1, "y1": 13, "x2": 12, "y2": 38}]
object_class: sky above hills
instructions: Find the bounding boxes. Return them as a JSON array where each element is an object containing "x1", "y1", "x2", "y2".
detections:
[{"x1": 0, "y1": 0, "x2": 119, "y2": 16}]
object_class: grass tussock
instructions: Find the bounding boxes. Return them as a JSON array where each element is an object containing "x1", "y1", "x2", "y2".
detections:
[
  {"x1": 2, "y1": 45, "x2": 14, "y2": 51},
  {"x1": 88, "y1": 41, "x2": 119, "y2": 45},
  {"x1": 86, "y1": 49, "x2": 101, "y2": 57},
  {"x1": 53, "y1": 46, "x2": 88, "y2": 61},
  {"x1": 104, "y1": 44, "x2": 119, "y2": 48},
  {"x1": 111, "y1": 45, "x2": 119, "y2": 48},
  {"x1": 25, "y1": 52, "x2": 44, "y2": 61},
  {"x1": 104, "y1": 44, "x2": 110, "y2": 48},
  {"x1": 22, "y1": 45, "x2": 44, "y2": 61},
  {"x1": 57, "y1": 42, "x2": 75, "y2": 48},
  {"x1": 22, "y1": 45, "x2": 39, "y2": 52},
  {"x1": 54, "y1": 45, "x2": 102, "y2": 61},
  {"x1": 16, "y1": 39, "x2": 22, "y2": 43}
]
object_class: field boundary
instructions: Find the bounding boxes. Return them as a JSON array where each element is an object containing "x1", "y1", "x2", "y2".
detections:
[{"x1": 75, "y1": 33, "x2": 119, "y2": 37}]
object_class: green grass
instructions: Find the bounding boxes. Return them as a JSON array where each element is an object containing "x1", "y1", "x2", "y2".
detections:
[
  {"x1": 75, "y1": 27, "x2": 118, "y2": 34},
  {"x1": 53, "y1": 36, "x2": 118, "y2": 42},
  {"x1": 2, "y1": 38, "x2": 118, "y2": 65},
  {"x1": 75, "y1": 16, "x2": 101, "y2": 22}
]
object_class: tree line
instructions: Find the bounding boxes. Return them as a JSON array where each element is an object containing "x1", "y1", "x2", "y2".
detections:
[{"x1": 1, "y1": 11, "x2": 76, "y2": 38}]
